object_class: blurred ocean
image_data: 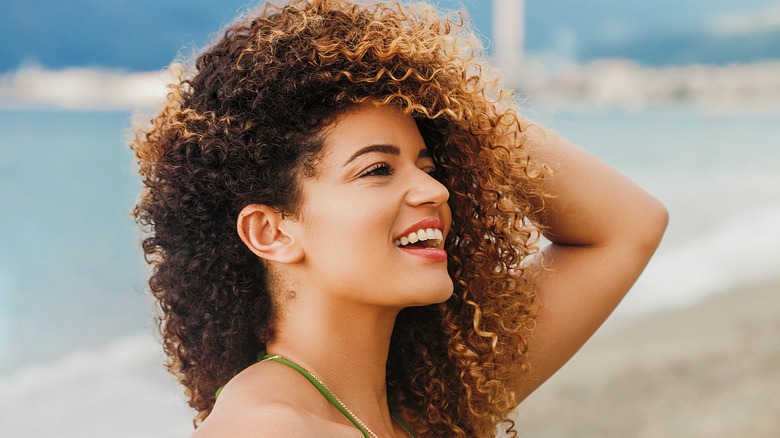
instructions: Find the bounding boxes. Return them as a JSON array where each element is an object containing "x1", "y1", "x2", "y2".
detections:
[
  {"x1": 537, "y1": 107, "x2": 780, "y2": 316},
  {"x1": 1, "y1": 107, "x2": 779, "y2": 436},
  {"x1": 0, "y1": 111, "x2": 151, "y2": 374}
]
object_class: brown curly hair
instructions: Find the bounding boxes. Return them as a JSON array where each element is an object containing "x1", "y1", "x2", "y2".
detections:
[{"x1": 131, "y1": 0, "x2": 545, "y2": 436}]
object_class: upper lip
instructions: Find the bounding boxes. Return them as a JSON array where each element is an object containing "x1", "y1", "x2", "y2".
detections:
[{"x1": 395, "y1": 217, "x2": 445, "y2": 241}]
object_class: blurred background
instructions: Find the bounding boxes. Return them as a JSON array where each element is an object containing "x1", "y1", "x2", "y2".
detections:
[{"x1": 1, "y1": 0, "x2": 778, "y2": 436}]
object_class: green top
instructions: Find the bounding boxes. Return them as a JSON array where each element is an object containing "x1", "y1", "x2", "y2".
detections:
[{"x1": 214, "y1": 353, "x2": 416, "y2": 438}]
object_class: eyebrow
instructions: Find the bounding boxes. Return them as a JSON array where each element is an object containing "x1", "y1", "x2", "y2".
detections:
[{"x1": 343, "y1": 144, "x2": 431, "y2": 166}]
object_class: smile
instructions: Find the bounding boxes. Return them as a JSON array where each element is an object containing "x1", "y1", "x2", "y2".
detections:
[
  {"x1": 394, "y1": 228, "x2": 444, "y2": 248},
  {"x1": 393, "y1": 216, "x2": 446, "y2": 253}
]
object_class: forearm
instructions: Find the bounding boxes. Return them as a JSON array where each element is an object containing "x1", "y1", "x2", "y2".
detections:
[{"x1": 525, "y1": 124, "x2": 668, "y2": 249}]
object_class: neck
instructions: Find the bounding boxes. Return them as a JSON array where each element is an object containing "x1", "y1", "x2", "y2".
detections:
[{"x1": 266, "y1": 292, "x2": 401, "y2": 429}]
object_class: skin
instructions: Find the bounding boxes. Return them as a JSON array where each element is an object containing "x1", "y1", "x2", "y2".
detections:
[
  {"x1": 513, "y1": 122, "x2": 669, "y2": 400},
  {"x1": 192, "y1": 104, "x2": 669, "y2": 437}
]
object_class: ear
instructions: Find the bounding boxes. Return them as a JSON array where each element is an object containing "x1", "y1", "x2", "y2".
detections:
[{"x1": 237, "y1": 204, "x2": 304, "y2": 264}]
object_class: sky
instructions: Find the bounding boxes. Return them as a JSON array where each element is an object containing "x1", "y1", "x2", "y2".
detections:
[
  {"x1": 1, "y1": 0, "x2": 780, "y2": 73},
  {"x1": 1, "y1": 0, "x2": 779, "y2": 111}
]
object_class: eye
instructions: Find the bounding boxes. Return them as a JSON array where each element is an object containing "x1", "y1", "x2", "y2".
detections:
[
  {"x1": 360, "y1": 162, "x2": 393, "y2": 178},
  {"x1": 420, "y1": 159, "x2": 439, "y2": 178},
  {"x1": 427, "y1": 165, "x2": 447, "y2": 183}
]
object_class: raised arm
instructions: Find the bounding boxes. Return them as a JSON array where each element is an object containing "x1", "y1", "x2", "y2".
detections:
[{"x1": 514, "y1": 123, "x2": 669, "y2": 400}]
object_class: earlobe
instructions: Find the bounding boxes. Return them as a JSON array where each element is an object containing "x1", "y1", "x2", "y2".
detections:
[{"x1": 237, "y1": 204, "x2": 304, "y2": 263}]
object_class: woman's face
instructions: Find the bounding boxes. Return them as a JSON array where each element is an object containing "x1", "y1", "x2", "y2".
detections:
[{"x1": 290, "y1": 103, "x2": 453, "y2": 308}]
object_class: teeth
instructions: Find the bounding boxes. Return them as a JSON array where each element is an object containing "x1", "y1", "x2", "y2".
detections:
[{"x1": 395, "y1": 227, "x2": 444, "y2": 248}]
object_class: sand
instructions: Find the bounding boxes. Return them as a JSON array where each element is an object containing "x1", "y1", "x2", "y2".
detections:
[
  {"x1": 4, "y1": 278, "x2": 778, "y2": 437},
  {"x1": 511, "y1": 278, "x2": 780, "y2": 438}
]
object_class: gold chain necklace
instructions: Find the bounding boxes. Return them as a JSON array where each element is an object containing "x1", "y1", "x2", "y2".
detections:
[{"x1": 264, "y1": 355, "x2": 413, "y2": 438}]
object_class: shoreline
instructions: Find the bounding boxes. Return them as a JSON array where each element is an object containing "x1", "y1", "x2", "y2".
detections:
[{"x1": 512, "y1": 276, "x2": 780, "y2": 437}]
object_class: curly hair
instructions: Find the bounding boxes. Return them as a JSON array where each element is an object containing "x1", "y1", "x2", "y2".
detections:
[{"x1": 131, "y1": 0, "x2": 545, "y2": 436}]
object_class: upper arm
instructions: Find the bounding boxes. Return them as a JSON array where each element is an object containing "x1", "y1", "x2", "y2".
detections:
[{"x1": 511, "y1": 128, "x2": 669, "y2": 400}]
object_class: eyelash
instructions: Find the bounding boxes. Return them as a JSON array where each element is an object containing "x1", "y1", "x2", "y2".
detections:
[
  {"x1": 360, "y1": 163, "x2": 394, "y2": 177},
  {"x1": 359, "y1": 163, "x2": 438, "y2": 178}
]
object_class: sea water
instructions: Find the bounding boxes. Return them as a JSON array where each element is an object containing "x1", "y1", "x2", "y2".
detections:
[
  {"x1": 0, "y1": 111, "x2": 151, "y2": 374},
  {"x1": 537, "y1": 107, "x2": 780, "y2": 316},
  {"x1": 1, "y1": 107, "x2": 779, "y2": 436}
]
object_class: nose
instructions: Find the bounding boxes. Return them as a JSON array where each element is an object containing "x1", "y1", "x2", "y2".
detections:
[{"x1": 404, "y1": 168, "x2": 450, "y2": 208}]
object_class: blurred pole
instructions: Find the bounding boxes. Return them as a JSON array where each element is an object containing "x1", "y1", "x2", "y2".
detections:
[{"x1": 493, "y1": 0, "x2": 524, "y2": 85}]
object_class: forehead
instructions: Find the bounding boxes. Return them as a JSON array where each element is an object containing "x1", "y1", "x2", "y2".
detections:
[{"x1": 319, "y1": 104, "x2": 427, "y2": 159}]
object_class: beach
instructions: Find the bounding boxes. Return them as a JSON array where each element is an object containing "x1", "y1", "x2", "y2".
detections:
[
  {"x1": 2, "y1": 108, "x2": 778, "y2": 437},
  {"x1": 512, "y1": 277, "x2": 780, "y2": 438},
  {"x1": 1, "y1": 277, "x2": 776, "y2": 437}
]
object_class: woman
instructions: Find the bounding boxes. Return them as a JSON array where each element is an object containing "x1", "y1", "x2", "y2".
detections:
[{"x1": 132, "y1": 0, "x2": 668, "y2": 436}]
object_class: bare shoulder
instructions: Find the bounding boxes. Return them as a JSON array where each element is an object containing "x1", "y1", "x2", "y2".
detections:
[
  {"x1": 190, "y1": 360, "x2": 354, "y2": 438},
  {"x1": 192, "y1": 399, "x2": 313, "y2": 437}
]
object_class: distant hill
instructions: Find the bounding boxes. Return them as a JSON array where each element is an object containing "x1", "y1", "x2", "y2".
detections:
[
  {"x1": 583, "y1": 28, "x2": 780, "y2": 66},
  {"x1": 523, "y1": 0, "x2": 780, "y2": 65},
  {"x1": 2, "y1": 0, "x2": 779, "y2": 72}
]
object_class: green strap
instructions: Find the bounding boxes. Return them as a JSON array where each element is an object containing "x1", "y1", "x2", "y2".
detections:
[
  {"x1": 261, "y1": 354, "x2": 372, "y2": 438},
  {"x1": 391, "y1": 411, "x2": 416, "y2": 437},
  {"x1": 215, "y1": 354, "x2": 416, "y2": 437}
]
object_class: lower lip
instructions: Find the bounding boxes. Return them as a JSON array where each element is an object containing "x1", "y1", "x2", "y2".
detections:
[{"x1": 398, "y1": 247, "x2": 448, "y2": 260}]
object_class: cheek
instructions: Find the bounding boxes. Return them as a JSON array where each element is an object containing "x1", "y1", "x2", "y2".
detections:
[
  {"x1": 442, "y1": 202, "x2": 453, "y2": 233},
  {"x1": 302, "y1": 191, "x2": 393, "y2": 253}
]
